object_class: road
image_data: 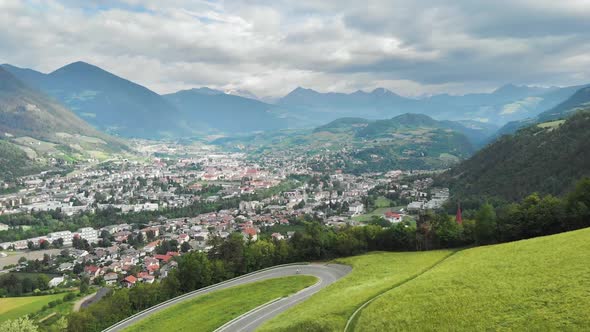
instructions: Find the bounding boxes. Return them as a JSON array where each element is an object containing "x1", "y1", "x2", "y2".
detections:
[
  {"x1": 74, "y1": 287, "x2": 110, "y2": 311},
  {"x1": 103, "y1": 263, "x2": 351, "y2": 332}
]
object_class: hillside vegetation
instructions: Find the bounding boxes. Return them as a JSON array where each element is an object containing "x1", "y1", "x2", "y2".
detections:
[
  {"x1": 215, "y1": 114, "x2": 479, "y2": 173},
  {"x1": 0, "y1": 140, "x2": 43, "y2": 181},
  {"x1": 355, "y1": 227, "x2": 590, "y2": 331},
  {"x1": 258, "y1": 250, "x2": 453, "y2": 332},
  {"x1": 440, "y1": 110, "x2": 590, "y2": 201}
]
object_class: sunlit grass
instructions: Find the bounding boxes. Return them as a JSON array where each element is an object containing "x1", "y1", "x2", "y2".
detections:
[
  {"x1": 123, "y1": 276, "x2": 317, "y2": 332},
  {"x1": 258, "y1": 250, "x2": 453, "y2": 332},
  {"x1": 356, "y1": 228, "x2": 590, "y2": 331}
]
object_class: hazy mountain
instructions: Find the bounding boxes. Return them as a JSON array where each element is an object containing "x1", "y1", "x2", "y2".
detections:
[
  {"x1": 440, "y1": 110, "x2": 590, "y2": 201},
  {"x1": 2, "y1": 62, "x2": 185, "y2": 138},
  {"x1": 224, "y1": 89, "x2": 259, "y2": 101},
  {"x1": 496, "y1": 86, "x2": 590, "y2": 137},
  {"x1": 0, "y1": 67, "x2": 126, "y2": 178},
  {"x1": 164, "y1": 88, "x2": 288, "y2": 134},
  {"x1": 277, "y1": 84, "x2": 583, "y2": 127}
]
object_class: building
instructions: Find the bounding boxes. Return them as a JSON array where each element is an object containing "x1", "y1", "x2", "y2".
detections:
[
  {"x1": 349, "y1": 202, "x2": 365, "y2": 215},
  {"x1": 76, "y1": 227, "x2": 99, "y2": 244},
  {"x1": 48, "y1": 276, "x2": 65, "y2": 288},
  {"x1": 384, "y1": 211, "x2": 403, "y2": 223}
]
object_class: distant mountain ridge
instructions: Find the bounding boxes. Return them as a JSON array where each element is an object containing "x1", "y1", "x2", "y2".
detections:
[
  {"x1": 2, "y1": 62, "x2": 185, "y2": 138},
  {"x1": 2, "y1": 61, "x2": 587, "y2": 139},
  {"x1": 278, "y1": 84, "x2": 584, "y2": 126},
  {"x1": 163, "y1": 88, "x2": 288, "y2": 134}
]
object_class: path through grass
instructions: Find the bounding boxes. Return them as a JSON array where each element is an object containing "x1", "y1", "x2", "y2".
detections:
[{"x1": 258, "y1": 250, "x2": 453, "y2": 331}]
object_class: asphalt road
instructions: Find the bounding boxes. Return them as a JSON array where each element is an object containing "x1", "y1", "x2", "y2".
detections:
[{"x1": 103, "y1": 263, "x2": 351, "y2": 332}]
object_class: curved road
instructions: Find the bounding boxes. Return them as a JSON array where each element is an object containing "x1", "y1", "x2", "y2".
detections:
[{"x1": 103, "y1": 263, "x2": 351, "y2": 332}]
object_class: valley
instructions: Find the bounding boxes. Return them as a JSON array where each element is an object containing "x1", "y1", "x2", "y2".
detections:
[{"x1": 1, "y1": 5, "x2": 590, "y2": 331}]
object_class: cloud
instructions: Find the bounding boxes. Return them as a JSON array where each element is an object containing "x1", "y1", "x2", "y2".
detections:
[{"x1": 0, "y1": 0, "x2": 589, "y2": 97}]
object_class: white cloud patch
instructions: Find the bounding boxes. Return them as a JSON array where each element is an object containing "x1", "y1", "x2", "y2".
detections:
[
  {"x1": 0, "y1": 0, "x2": 589, "y2": 98},
  {"x1": 501, "y1": 97, "x2": 543, "y2": 115}
]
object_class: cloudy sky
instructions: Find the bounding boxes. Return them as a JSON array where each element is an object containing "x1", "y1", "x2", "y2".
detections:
[{"x1": 1, "y1": 0, "x2": 589, "y2": 98}]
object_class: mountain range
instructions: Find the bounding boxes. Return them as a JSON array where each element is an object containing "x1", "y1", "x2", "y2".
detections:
[{"x1": 2, "y1": 61, "x2": 588, "y2": 140}]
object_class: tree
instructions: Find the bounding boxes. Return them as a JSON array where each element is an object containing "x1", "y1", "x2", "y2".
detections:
[
  {"x1": 36, "y1": 274, "x2": 49, "y2": 290},
  {"x1": 180, "y1": 242, "x2": 191, "y2": 253},
  {"x1": 176, "y1": 252, "x2": 212, "y2": 292},
  {"x1": 79, "y1": 276, "x2": 90, "y2": 294},
  {"x1": 475, "y1": 203, "x2": 497, "y2": 244},
  {"x1": 39, "y1": 240, "x2": 49, "y2": 250},
  {"x1": 566, "y1": 177, "x2": 590, "y2": 230},
  {"x1": 18, "y1": 256, "x2": 27, "y2": 264},
  {"x1": 0, "y1": 317, "x2": 38, "y2": 332}
]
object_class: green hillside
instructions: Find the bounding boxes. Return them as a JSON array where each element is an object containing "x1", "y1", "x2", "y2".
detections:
[
  {"x1": 440, "y1": 110, "x2": 590, "y2": 201},
  {"x1": 0, "y1": 140, "x2": 43, "y2": 181},
  {"x1": 355, "y1": 227, "x2": 590, "y2": 331},
  {"x1": 214, "y1": 114, "x2": 478, "y2": 173},
  {"x1": 258, "y1": 251, "x2": 453, "y2": 331}
]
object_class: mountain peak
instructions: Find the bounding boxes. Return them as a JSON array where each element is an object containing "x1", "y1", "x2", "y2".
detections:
[
  {"x1": 189, "y1": 87, "x2": 224, "y2": 95},
  {"x1": 49, "y1": 61, "x2": 110, "y2": 78}
]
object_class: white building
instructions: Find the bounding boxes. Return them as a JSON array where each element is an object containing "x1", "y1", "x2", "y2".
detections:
[
  {"x1": 48, "y1": 276, "x2": 65, "y2": 288},
  {"x1": 349, "y1": 202, "x2": 365, "y2": 215},
  {"x1": 76, "y1": 227, "x2": 99, "y2": 244}
]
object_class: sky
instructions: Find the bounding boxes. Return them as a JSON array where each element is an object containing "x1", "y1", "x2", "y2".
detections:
[{"x1": 1, "y1": 0, "x2": 589, "y2": 98}]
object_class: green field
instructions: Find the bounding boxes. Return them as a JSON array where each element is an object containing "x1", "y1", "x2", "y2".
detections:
[
  {"x1": 0, "y1": 293, "x2": 67, "y2": 323},
  {"x1": 123, "y1": 276, "x2": 317, "y2": 332},
  {"x1": 355, "y1": 227, "x2": 590, "y2": 331},
  {"x1": 258, "y1": 250, "x2": 454, "y2": 331}
]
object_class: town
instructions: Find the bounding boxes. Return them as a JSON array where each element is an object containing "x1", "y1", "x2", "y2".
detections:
[{"x1": 0, "y1": 140, "x2": 450, "y2": 291}]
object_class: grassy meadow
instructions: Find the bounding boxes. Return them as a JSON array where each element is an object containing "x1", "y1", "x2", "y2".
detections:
[
  {"x1": 258, "y1": 250, "x2": 454, "y2": 332},
  {"x1": 123, "y1": 276, "x2": 317, "y2": 332},
  {"x1": 355, "y1": 227, "x2": 590, "y2": 331},
  {"x1": 0, "y1": 293, "x2": 67, "y2": 323}
]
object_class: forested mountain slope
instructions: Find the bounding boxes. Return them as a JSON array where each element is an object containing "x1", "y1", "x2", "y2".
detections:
[{"x1": 441, "y1": 110, "x2": 590, "y2": 201}]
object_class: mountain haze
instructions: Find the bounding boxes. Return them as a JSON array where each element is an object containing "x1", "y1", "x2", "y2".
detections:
[{"x1": 2, "y1": 62, "x2": 184, "y2": 138}]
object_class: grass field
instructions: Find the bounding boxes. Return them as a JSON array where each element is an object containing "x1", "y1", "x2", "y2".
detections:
[
  {"x1": 258, "y1": 250, "x2": 454, "y2": 331},
  {"x1": 355, "y1": 227, "x2": 590, "y2": 331},
  {"x1": 123, "y1": 276, "x2": 317, "y2": 332},
  {"x1": 0, "y1": 293, "x2": 67, "y2": 323}
]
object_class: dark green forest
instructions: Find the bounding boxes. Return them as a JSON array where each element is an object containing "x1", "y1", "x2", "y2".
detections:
[{"x1": 439, "y1": 110, "x2": 590, "y2": 201}]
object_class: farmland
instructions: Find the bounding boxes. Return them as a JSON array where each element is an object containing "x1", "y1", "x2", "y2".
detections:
[
  {"x1": 258, "y1": 250, "x2": 454, "y2": 331},
  {"x1": 355, "y1": 227, "x2": 590, "y2": 331},
  {"x1": 123, "y1": 276, "x2": 317, "y2": 332},
  {"x1": 0, "y1": 293, "x2": 67, "y2": 323}
]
